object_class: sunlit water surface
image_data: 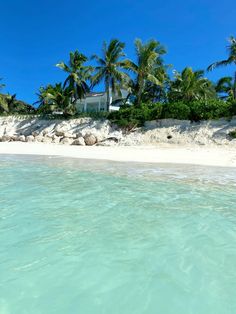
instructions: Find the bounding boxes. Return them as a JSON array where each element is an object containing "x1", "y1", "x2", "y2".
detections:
[{"x1": 0, "y1": 155, "x2": 236, "y2": 314}]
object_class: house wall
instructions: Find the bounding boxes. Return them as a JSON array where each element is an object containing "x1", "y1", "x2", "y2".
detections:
[
  {"x1": 76, "y1": 89, "x2": 129, "y2": 112},
  {"x1": 76, "y1": 96, "x2": 106, "y2": 112}
]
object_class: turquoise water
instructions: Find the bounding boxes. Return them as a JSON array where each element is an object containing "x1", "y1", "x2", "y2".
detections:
[{"x1": 0, "y1": 155, "x2": 236, "y2": 314}]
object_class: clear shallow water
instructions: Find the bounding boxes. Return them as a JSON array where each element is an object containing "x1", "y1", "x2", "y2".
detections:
[{"x1": 0, "y1": 155, "x2": 236, "y2": 314}]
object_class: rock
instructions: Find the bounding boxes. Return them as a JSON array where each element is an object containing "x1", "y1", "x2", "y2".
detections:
[
  {"x1": 41, "y1": 125, "x2": 55, "y2": 136},
  {"x1": 52, "y1": 135, "x2": 60, "y2": 144},
  {"x1": 18, "y1": 135, "x2": 26, "y2": 142},
  {"x1": 55, "y1": 130, "x2": 76, "y2": 138},
  {"x1": 55, "y1": 130, "x2": 64, "y2": 137},
  {"x1": 63, "y1": 132, "x2": 77, "y2": 139},
  {"x1": 42, "y1": 136, "x2": 52, "y2": 144},
  {"x1": 34, "y1": 135, "x2": 44, "y2": 142},
  {"x1": 97, "y1": 139, "x2": 117, "y2": 146},
  {"x1": 72, "y1": 137, "x2": 85, "y2": 146},
  {"x1": 43, "y1": 133, "x2": 54, "y2": 139},
  {"x1": 75, "y1": 132, "x2": 83, "y2": 139},
  {"x1": 26, "y1": 135, "x2": 35, "y2": 142},
  {"x1": 60, "y1": 137, "x2": 73, "y2": 145},
  {"x1": 157, "y1": 119, "x2": 191, "y2": 128},
  {"x1": 1, "y1": 135, "x2": 12, "y2": 142},
  {"x1": 97, "y1": 137, "x2": 119, "y2": 146},
  {"x1": 32, "y1": 130, "x2": 40, "y2": 137},
  {"x1": 54, "y1": 127, "x2": 69, "y2": 136},
  {"x1": 9, "y1": 135, "x2": 18, "y2": 141},
  {"x1": 144, "y1": 120, "x2": 159, "y2": 129},
  {"x1": 84, "y1": 134, "x2": 97, "y2": 146}
]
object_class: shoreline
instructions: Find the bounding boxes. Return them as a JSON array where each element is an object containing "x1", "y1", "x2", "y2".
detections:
[{"x1": 0, "y1": 142, "x2": 236, "y2": 167}]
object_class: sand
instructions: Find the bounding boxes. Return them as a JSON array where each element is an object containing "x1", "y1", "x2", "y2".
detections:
[{"x1": 0, "y1": 142, "x2": 236, "y2": 167}]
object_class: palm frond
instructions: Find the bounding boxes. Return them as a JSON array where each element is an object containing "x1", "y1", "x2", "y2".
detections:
[
  {"x1": 208, "y1": 37, "x2": 236, "y2": 71},
  {"x1": 56, "y1": 62, "x2": 71, "y2": 72},
  {"x1": 146, "y1": 74, "x2": 162, "y2": 86},
  {"x1": 207, "y1": 59, "x2": 231, "y2": 71}
]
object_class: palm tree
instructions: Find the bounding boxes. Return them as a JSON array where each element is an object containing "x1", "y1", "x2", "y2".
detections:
[
  {"x1": 35, "y1": 85, "x2": 58, "y2": 113},
  {"x1": 207, "y1": 36, "x2": 236, "y2": 100},
  {"x1": 168, "y1": 67, "x2": 216, "y2": 102},
  {"x1": 0, "y1": 95, "x2": 8, "y2": 113},
  {"x1": 123, "y1": 39, "x2": 167, "y2": 106},
  {"x1": 0, "y1": 79, "x2": 8, "y2": 113},
  {"x1": 56, "y1": 50, "x2": 92, "y2": 103},
  {"x1": 0, "y1": 95, "x2": 14, "y2": 113},
  {"x1": 215, "y1": 76, "x2": 234, "y2": 100},
  {"x1": 0, "y1": 79, "x2": 34, "y2": 114},
  {"x1": 0, "y1": 92, "x2": 34, "y2": 114},
  {"x1": 5, "y1": 94, "x2": 16, "y2": 112},
  {"x1": 36, "y1": 83, "x2": 75, "y2": 115},
  {"x1": 35, "y1": 86, "x2": 50, "y2": 109},
  {"x1": 142, "y1": 65, "x2": 169, "y2": 103},
  {"x1": 91, "y1": 39, "x2": 129, "y2": 111}
]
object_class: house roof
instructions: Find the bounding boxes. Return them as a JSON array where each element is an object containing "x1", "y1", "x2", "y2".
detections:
[{"x1": 85, "y1": 92, "x2": 105, "y2": 97}]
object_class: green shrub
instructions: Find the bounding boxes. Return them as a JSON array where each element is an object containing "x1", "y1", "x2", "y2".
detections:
[
  {"x1": 230, "y1": 101, "x2": 236, "y2": 115},
  {"x1": 189, "y1": 99, "x2": 233, "y2": 121},
  {"x1": 229, "y1": 129, "x2": 236, "y2": 138},
  {"x1": 162, "y1": 102, "x2": 191, "y2": 120},
  {"x1": 108, "y1": 103, "x2": 163, "y2": 129},
  {"x1": 144, "y1": 102, "x2": 163, "y2": 120},
  {"x1": 115, "y1": 118, "x2": 140, "y2": 131}
]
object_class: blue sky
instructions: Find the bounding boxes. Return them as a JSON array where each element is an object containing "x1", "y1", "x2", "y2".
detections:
[{"x1": 0, "y1": 0, "x2": 235, "y2": 104}]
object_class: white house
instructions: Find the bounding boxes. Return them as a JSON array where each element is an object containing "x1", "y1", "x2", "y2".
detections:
[{"x1": 76, "y1": 89, "x2": 130, "y2": 112}]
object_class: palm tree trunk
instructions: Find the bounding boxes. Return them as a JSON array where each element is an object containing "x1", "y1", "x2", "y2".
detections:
[
  {"x1": 106, "y1": 82, "x2": 110, "y2": 112},
  {"x1": 123, "y1": 93, "x2": 131, "y2": 106},
  {"x1": 137, "y1": 90, "x2": 142, "y2": 107},
  {"x1": 136, "y1": 76, "x2": 144, "y2": 107},
  {"x1": 233, "y1": 71, "x2": 236, "y2": 100}
]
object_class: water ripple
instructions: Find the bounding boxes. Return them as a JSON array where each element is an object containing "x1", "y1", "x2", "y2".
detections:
[{"x1": 0, "y1": 154, "x2": 236, "y2": 314}]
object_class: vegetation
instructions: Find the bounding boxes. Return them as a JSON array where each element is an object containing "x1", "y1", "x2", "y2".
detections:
[
  {"x1": 108, "y1": 99, "x2": 234, "y2": 129},
  {"x1": 108, "y1": 102, "x2": 163, "y2": 130},
  {"x1": 0, "y1": 78, "x2": 35, "y2": 114},
  {"x1": 35, "y1": 83, "x2": 76, "y2": 116},
  {"x1": 0, "y1": 79, "x2": 35, "y2": 115},
  {"x1": 56, "y1": 50, "x2": 92, "y2": 103},
  {"x1": 1, "y1": 36, "x2": 236, "y2": 128},
  {"x1": 91, "y1": 39, "x2": 129, "y2": 111},
  {"x1": 229, "y1": 129, "x2": 236, "y2": 139},
  {"x1": 123, "y1": 39, "x2": 167, "y2": 106},
  {"x1": 168, "y1": 67, "x2": 216, "y2": 102},
  {"x1": 215, "y1": 76, "x2": 235, "y2": 100},
  {"x1": 207, "y1": 36, "x2": 236, "y2": 100}
]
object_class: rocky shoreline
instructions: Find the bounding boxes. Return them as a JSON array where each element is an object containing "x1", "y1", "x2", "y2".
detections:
[{"x1": 1, "y1": 116, "x2": 236, "y2": 147}]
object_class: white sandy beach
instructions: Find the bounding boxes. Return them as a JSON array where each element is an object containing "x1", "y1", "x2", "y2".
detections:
[
  {"x1": 0, "y1": 142, "x2": 236, "y2": 167},
  {"x1": 1, "y1": 116, "x2": 236, "y2": 167}
]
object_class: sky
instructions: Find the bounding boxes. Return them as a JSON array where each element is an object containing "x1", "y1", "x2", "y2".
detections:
[{"x1": 0, "y1": 0, "x2": 235, "y2": 104}]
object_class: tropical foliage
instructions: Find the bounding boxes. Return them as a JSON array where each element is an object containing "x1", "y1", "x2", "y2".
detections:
[
  {"x1": 123, "y1": 39, "x2": 167, "y2": 106},
  {"x1": 108, "y1": 99, "x2": 234, "y2": 129},
  {"x1": 215, "y1": 77, "x2": 235, "y2": 100},
  {"x1": 168, "y1": 67, "x2": 216, "y2": 102},
  {"x1": 0, "y1": 79, "x2": 35, "y2": 114},
  {"x1": 36, "y1": 83, "x2": 76, "y2": 115},
  {"x1": 208, "y1": 36, "x2": 236, "y2": 100},
  {"x1": 229, "y1": 129, "x2": 236, "y2": 138},
  {"x1": 56, "y1": 50, "x2": 92, "y2": 103},
  {"x1": 108, "y1": 102, "x2": 163, "y2": 130},
  {"x1": 2, "y1": 36, "x2": 236, "y2": 125},
  {"x1": 91, "y1": 39, "x2": 129, "y2": 111},
  {"x1": 0, "y1": 93, "x2": 35, "y2": 114}
]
